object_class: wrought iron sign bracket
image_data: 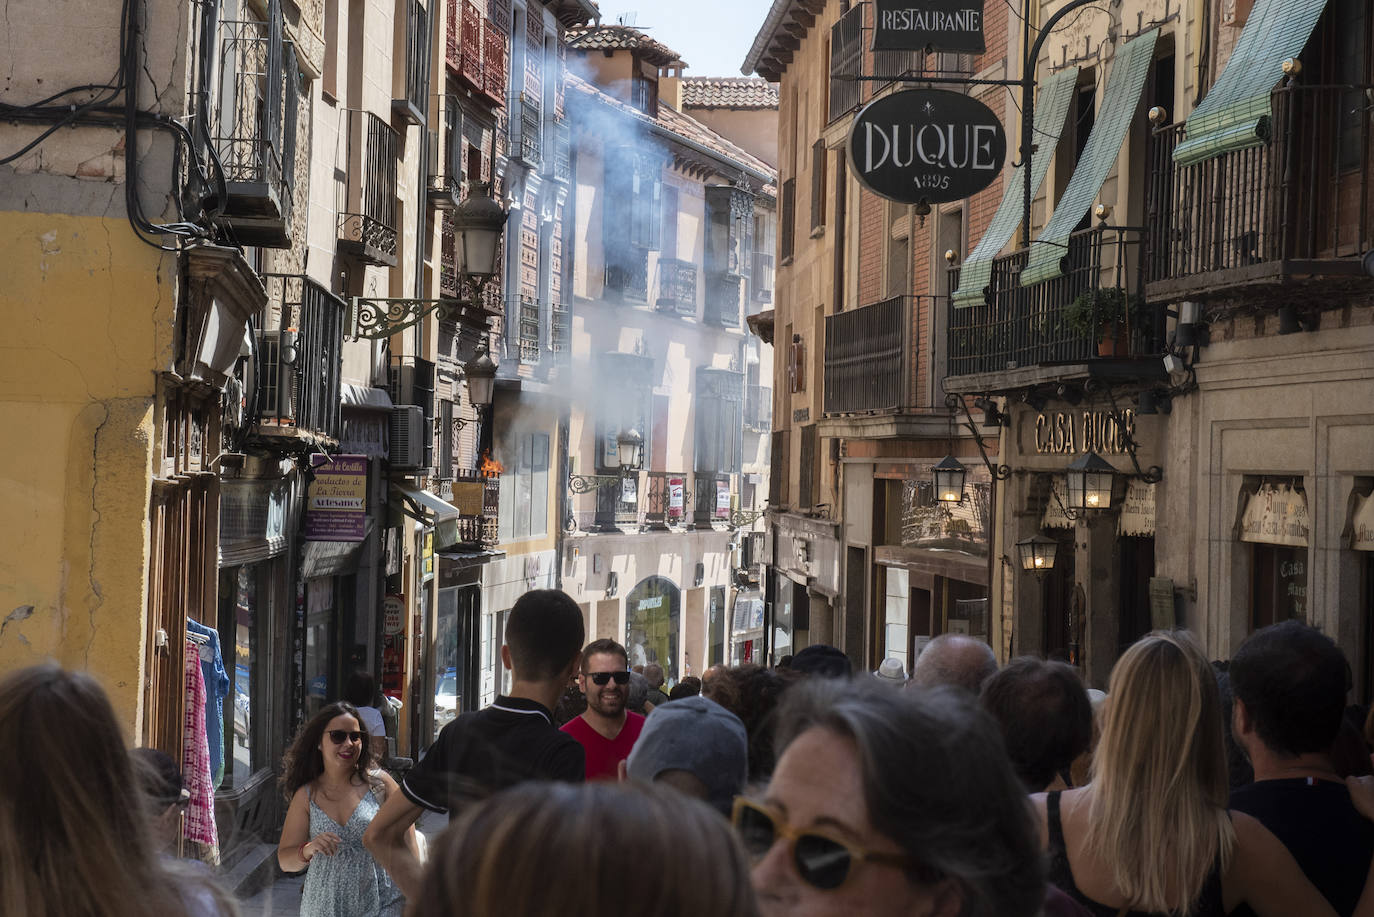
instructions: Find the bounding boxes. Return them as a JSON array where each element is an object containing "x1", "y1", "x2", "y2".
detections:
[
  {"x1": 945, "y1": 393, "x2": 1012, "y2": 481},
  {"x1": 1104, "y1": 388, "x2": 1163, "y2": 484},
  {"x1": 350, "y1": 275, "x2": 493, "y2": 340},
  {"x1": 730, "y1": 509, "x2": 765, "y2": 528},
  {"x1": 568, "y1": 473, "x2": 625, "y2": 495}
]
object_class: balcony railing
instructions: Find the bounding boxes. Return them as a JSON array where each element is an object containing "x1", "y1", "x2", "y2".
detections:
[
  {"x1": 552, "y1": 118, "x2": 572, "y2": 183},
  {"x1": 823, "y1": 295, "x2": 920, "y2": 415},
  {"x1": 482, "y1": 22, "x2": 507, "y2": 104},
  {"x1": 256, "y1": 275, "x2": 345, "y2": 440},
  {"x1": 508, "y1": 94, "x2": 541, "y2": 166},
  {"x1": 459, "y1": 0, "x2": 484, "y2": 90},
  {"x1": 518, "y1": 296, "x2": 541, "y2": 363},
  {"x1": 550, "y1": 304, "x2": 570, "y2": 363},
  {"x1": 606, "y1": 248, "x2": 649, "y2": 302},
  {"x1": 440, "y1": 214, "x2": 459, "y2": 297},
  {"x1": 946, "y1": 227, "x2": 1156, "y2": 380},
  {"x1": 210, "y1": 7, "x2": 296, "y2": 247},
  {"x1": 655, "y1": 258, "x2": 697, "y2": 315},
  {"x1": 1147, "y1": 84, "x2": 1374, "y2": 299},
  {"x1": 338, "y1": 110, "x2": 399, "y2": 265},
  {"x1": 745, "y1": 385, "x2": 773, "y2": 431},
  {"x1": 752, "y1": 251, "x2": 774, "y2": 303},
  {"x1": 705, "y1": 271, "x2": 743, "y2": 326},
  {"x1": 828, "y1": 4, "x2": 863, "y2": 123},
  {"x1": 693, "y1": 472, "x2": 732, "y2": 527},
  {"x1": 451, "y1": 470, "x2": 499, "y2": 546},
  {"x1": 643, "y1": 471, "x2": 692, "y2": 529},
  {"x1": 393, "y1": 0, "x2": 430, "y2": 124},
  {"x1": 427, "y1": 96, "x2": 463, "y2": 209}
]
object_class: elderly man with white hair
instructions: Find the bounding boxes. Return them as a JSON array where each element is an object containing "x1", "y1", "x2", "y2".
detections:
[{"x1": 908, "y1": 634, "x2": 998, "y2": 695}]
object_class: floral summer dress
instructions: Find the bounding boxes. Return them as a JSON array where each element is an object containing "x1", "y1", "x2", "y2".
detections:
[{"x1": 299, "y1": 778, "x2": 404, "y2": 917}]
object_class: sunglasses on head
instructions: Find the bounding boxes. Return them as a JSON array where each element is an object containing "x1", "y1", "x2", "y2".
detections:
[
  {"x1": 731, "y1": 797, "x2": 922, "y2": 891},
  {"x1": 327, "y1": 729, "x2": 364, "y2": 745},
  {"x1": 587, "y1": 670, "x2": 630, "y2": 686}
]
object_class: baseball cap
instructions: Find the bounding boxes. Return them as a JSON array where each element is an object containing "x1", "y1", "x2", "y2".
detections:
[{"x1": 626, "y1": 695, "x2": 747, "y2": 815}]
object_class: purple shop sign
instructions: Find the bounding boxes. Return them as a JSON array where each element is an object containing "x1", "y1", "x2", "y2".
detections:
[{"x1": 305, "y1": 454, "x2": 369, "y2": 541}]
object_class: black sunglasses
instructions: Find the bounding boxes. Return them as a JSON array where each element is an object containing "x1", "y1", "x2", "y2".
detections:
[
  {"x1": 731, "y1": 797, "x2": 919, "y2": 891},
  {"x1": 587, "y1": 670, "x2": 631, "y2": 686},
  {"x1": 327, "y1": 729, "x2": 364, "y2": 745}
]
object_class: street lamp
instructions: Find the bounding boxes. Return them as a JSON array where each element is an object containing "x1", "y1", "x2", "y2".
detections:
[
  {"x1": 463, "y1": 343, "x2": 497, "y2": 407},
  {"x1": 616, "y1": 428, "x2": 644, "y2": 472},
  {"x1": 932, "y1": 455, "x2": 967, "y2": 504},
  {"x1": 350, "y1": 182, "x2": 508, "y2": 339},
  {"x1": 1065, "y1": 451, "x2": 1116, "y2": 511},
  {"x1": 1016, "y1": 533, "x2": 1058, "y2": 576}
]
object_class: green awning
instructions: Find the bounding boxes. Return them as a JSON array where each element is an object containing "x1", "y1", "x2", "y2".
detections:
[
  {"x1": 952, "y1": 66, "x2": 1080, "y2": 308},
  {"x1": 1021, "y1": 29, "x2": 1159, "y2": 286},
  {"x1": 1172, "y1": 0, "x2": 1329, "y2": 166}
]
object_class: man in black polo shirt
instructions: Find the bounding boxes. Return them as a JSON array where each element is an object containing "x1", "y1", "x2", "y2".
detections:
[
  {"x1": 1228, "y1": 620, "x2": 1374, "y2": 917},
  {"x1": 364, "y1": 588, "x2": 585, "y2": 898}
]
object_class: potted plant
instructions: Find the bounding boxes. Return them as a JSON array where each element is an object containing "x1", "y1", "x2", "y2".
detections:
[{"x1": 1063, "y1": 287, "x2": 1142, "y2": 357}]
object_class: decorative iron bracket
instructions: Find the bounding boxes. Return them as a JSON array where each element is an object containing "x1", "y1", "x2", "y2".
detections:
[
  {"x1": 1105, "y1": 388, "x2": 1163, "y2": 484},
  {"x1": 568, "y1": 473, "x2": 624, "y2": 495},
  {"x1": 350, "y1": 275, "x2": 493, "y2": 339},
  {"x1": 945, "y1": 393, "x2": 1013, "y2": 480},
  {"x1": 730, "y1": 509, "x2": 765, "y2": 528}
]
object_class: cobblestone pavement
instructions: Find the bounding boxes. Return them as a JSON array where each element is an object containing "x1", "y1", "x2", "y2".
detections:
[{"x1": 237, "y1": 810, "x2": 447, "y2": 916}]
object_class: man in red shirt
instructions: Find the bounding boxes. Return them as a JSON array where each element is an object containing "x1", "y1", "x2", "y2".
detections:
[{"x1": 560, "y1": 638, "x2": 645, "y2": 780}]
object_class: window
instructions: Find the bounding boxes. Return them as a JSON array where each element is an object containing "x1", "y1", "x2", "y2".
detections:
[
  {"x1": 810, "y1": 140, "x2": 828, "y2": 231},
  {"x1": 596, "y1": 352, "x2": 653, "y2": 470},
  {"x1": 694, "y1": 367, "x2": 744, "y2": 474},
  {"x1": 780, "y1": 179, "x2": 796, "y2": 262},
  {"x1": 661, "y1": 185, "x2": 679, "y2": 260},
  {"x1": 498, "y1": 432, "x2": 549, "y2": 540},
  {"x1": 798, "y1": 422, "x2": 818, "y2": 508},
  {"x1": 631, "y1": 65, "x2": 658, "y2": 116},
  {"x1": 828, "y1": 4, "x2": 863, "y2": 122}
]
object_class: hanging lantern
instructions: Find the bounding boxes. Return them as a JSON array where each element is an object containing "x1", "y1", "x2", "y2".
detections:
[
  {"x1": 932, "y1": 455, "x2": 967, "y2": 503},
  {"x1": 1016, "y1": 534, "x2": 1058, "y2": 575},
  {"x1": 1065, "y1": 451, "x2": 1116, "y2": 510}
]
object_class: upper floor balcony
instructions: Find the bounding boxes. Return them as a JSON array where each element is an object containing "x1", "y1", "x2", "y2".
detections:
[
  {"x1": 655, "y1": 258, "x2": 698, "y2": 316},
  {"x1": 705, "y1": 271, "x2": 743, "y2": 327},
  {"x1": 209, "y1": 9, "x2": 298, "y2": 248},
  {"x1": 338, "y1": 110, "x2": 399, "y2": 266},
  {"x1": 254, "y1": 275, "x2": 344, "y2": 442},
  {"x1": 447, "y1": 0, "x2": 505, "y2": 107},
  {"x1": 508, "y1": 94, "x2": 541, "y2": 168},
  {"x1": 392, "y1": 0, "x2": 430, "y2": 125},
  {"x1": 1146, "y1": 83, "x2": 1374, "y2": 305},
  {"x1": 944, "y1": 227, "x2": 1166, "y2": 396},
  {"x1": 824, "y1": 295, "x2": 927, "y2": 420},
  {"x1": 605, "y1": 247, "x2": 649, "y2": 304},
  {"x1": 450, "y1": 469, "x2": 500, "y2": 547},
  {"x1": 550, "y1": 303, "x2": 570, "y2": 366},
  {"x1": 745, "y1": 384, "x2": 773, "y2": 433}
]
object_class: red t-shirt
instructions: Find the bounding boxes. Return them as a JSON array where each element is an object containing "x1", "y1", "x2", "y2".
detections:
[{"x1": 560, "y1": 712, "x2": 646, "y2": 781}]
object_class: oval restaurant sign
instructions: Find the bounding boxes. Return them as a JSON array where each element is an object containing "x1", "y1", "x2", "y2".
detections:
[{"x1": 847, "y1": 89, "x2": 1006, "y2": 206}]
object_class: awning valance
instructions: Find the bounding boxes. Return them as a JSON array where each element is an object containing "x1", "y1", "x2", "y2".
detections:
[
  {"x1": 952, "y1": 67, "x2": 1080, "y2": 307},
  {"x1": 1172, "y1": 0, "x2": 1329, "y2": 166},
  {"x1": 1021, "y1": 29, "x2": 1159, "y2": 286},
  {"x1": 390, "y1": 483, "x2": 460, "y2": 549},
  {"x1": 341, "y1": 383, "x2": 393, "y2": 412}
]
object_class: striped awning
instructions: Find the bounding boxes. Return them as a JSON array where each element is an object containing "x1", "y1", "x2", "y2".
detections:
[
  {"x1": 1021, "y1": 29, "x2": 1159, "y2": 286},
  {"x1": 1172, "y1": 0, "x2": 1329, "y2": 166},
  {"x1": 951, "y1": 66, "x2": 1080, "y2": 308}
]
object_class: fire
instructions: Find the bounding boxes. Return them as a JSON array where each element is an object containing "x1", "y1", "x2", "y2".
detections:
[{"x1": 480, "y1": 450, "x2": 505, "y2": 477}]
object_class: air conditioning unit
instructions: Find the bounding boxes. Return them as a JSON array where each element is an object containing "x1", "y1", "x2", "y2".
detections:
[{"x1": 389, "y1": 405, "x2": 427, "y2": 468}]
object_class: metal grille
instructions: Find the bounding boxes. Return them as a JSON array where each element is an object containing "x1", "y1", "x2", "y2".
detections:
[
  {"x1": 402, "y1": 0, "x2": 430, "y2": 113},
  {"x1": 260, "y1": 275, "x2": 345, "y2": 439},
  {"x1": 338, "y1": 110, "x2": 399, "y2": 260},
  {"x1": 656, "y1": 258, "x2": 697, "y2": 314},
  {"x1": 483, "y1": 22, "x2": 507, "y2": 101},
  {"x1": 459, "y1": 0, "x2": 483, "y2": 88},
  {"x1": 824, "y1": 295, "x2": 916, "y2": 415},
  {"x1": 550, "y1": 304, "x2": 570, "y2": 360},
  {"x1": 706, "y1": 272, "x2": 743, "y2": 326},
  {"x1": 518, "y1": 297, "x2": 541, "y2": 363},
  {"x1": 828, "y1": 5, "x2": 863, "y2": 123}
]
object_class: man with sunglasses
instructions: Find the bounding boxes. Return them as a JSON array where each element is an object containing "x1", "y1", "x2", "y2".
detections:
[{"x1": 560, "y1": 639, "x2": 646, "y2": 781}]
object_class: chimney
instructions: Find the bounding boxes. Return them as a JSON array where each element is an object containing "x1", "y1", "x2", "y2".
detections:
[{"x1": 660, "y1": 64, "x2": 685, "y2": 110}]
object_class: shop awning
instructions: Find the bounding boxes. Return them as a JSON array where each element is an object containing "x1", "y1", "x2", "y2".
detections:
[
  {"x1": 390, "y1": 483, "x2": 460, "y2": 548},
  {"x1": 1172, "y1": 0, "x2": 1329, "y2": 166},
  {"x1": 1021, "y1": 29, "x2": 1159, "y2": 286},
  {"x1": 952, "y1": 66, "x2": 1080, "y2": 307},
  {"x1": 341, "y1": 383, "x2": 393, "y2": 412}
]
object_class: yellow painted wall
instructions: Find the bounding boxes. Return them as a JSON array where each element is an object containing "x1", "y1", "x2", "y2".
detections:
[{"x1": 0, "y1": 210, "x2": 174, "y2": 733}]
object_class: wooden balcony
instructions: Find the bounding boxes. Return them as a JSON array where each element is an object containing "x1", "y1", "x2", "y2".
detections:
[
  {"x1": 1146, "y1": 83, "x2": 1374, "y2": 304},
  {"x1": 482, "y1": 22, "x2": 507, "y2": 105},
  {"x1": 944, "y1": 228, "x2": 1166, "y2": 396},
  {"x1": 451, "y1": 470, "x2": 499, "y2": 547}
]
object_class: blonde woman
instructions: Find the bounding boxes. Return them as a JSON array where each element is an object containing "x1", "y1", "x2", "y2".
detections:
[
  {"x1": 0, "y1": 665, "x2": 237, "y2": 917},
  {"x1": 411, "y1": 781, "x2": 759, "y2": 916},
  {"x1": 1031, "y1": 631, "x2": 1348, "y2": 917}
]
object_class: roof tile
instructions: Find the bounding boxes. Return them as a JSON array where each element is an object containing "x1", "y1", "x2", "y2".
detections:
[{"x1": 681, "y1": 77, "x2": 779, "y2": 110}]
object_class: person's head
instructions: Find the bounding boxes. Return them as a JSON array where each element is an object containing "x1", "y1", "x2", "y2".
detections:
[
  {"x1": 414, "y1": 781, "x2": 759, "y2": 916},
  {"x1": 789, "y1": 644, "x2": 853, "y2": 679},
  {"x1": 504, "y1": 588, "x2": 585, "y2": 684},
  {"x1": 703, "y1": 663, "x2": 730, "y2": 684},
  {"x1": 627, "y1": 670, "x2": 650, "y2": 715},
  {"x1": 644, "y1": 663, "x2": 666, "y2": 689},
  {"x1": 980, "y1": 657, "x2": 1093, "y2": 792},
  {"x1": 1229, "y1": 620, "x2": 1348, "y2": 760},
  {"x1": 344, "y1": 670, "x2": 378, "y2": 708},
  {"x1": 626, "y1": 695, "x2": 748, "y2": 814},
  {"x1": 281, "y1": 701, "x2": 374, "y2": 798},
  {"x1": 744, "y1": 677, "x2": 1043, "y2": 917},
  {"x1": 723, "y1": 664, "x2": 789, "y2": 781},
  {"x1": 873, "y1": 658, "x2": 907, "y2": 687},
  {"x1": 0, "y1": 665, "x2": 234, "y2": 917},
  {"x1": 131, "y1": 747, "x2": 188, "y2": 850},
  {"x1": 670, "y1": 676, "x2": 702, "y2": 700},
  {"x1": 908, "y1": 635, "x2": 998, "y2": 695},
  {"x1": 1086, "y1": 631, "x2": 1234, "y2": 914},
  {"x1": 579, "y1": 638, "x2": 630, "y2": 718}
]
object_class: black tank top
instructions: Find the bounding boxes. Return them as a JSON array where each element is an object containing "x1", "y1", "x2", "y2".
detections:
[{"x1": 1046, "y1": 791, "x2": 1227, "y2": 917}]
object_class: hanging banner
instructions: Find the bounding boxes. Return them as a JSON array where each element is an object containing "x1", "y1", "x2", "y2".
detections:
[
  {"x1": 1239, "y1": 483, "x2": 1309, "y2": 547},
  {"x1": 848, "y1": 89, "x2": 1006, "y2": 206},
  {"x1": 1041, "y1": 475, "x2": 1075, "y2": 530},
  {"x1": 305, "y1": 454, "x2": 369, "y2": 541},
  {"x1": 1118, "y1": 479, "x2": 1157, "y2": 537},
  {"x1": 1350, "y1": 492, "x2": 1374, "y2": 552},
  {"x1": 668, "y1": 476, "x2": 685, "y2": 523},
  {"x1": 872, "y1": 0, "x2": 986, "y2": 53}
]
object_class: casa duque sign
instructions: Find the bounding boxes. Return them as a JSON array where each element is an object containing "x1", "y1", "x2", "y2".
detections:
[
  {"x1": 872, "y1": 0, "x2": 987, "y2": 53},
  {"x1": 848, "y1": 89, "x2": 1006, "y2": 206}
]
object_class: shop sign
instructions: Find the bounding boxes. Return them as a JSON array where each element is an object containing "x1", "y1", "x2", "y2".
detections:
[
  {"x1": 716, "y1": 480, "x2": 733, "y2": 520},
  {"x1": 422, "y1": 529, "x2": 434, "y2": 581},
  {"x1": 872, "y1": 0, "x2": 986, "y2": 53},
  {"x1": 1117, "y1": 479, "x2": 1156, "y2": 537},
  {"x1": 1350, "y1": 493, "x2": 1374, "y2": 552},
  {"x1": 668, "y1": 476, "x2": 685, "y2": 522},
  {"x1": 382, "y1": 594, "x2": 405, "y2": 636},
  {"x1": 305, "y1": 454, "x2": 368, "y2": 541},
  {"x1": 1034, "y1": 410, "x2": 1137, "y2": 456},
  {"x1": 1041, "y1": 475, "x2": 1074, "y2": 530},
  {"x1": 848, "y1": 89, "x2": 1006, "y2": 206},
  {"x1": 622, "y1": 476, "x2": 638, "y2": 505},
  {"x1": 1240, "y1": 483, "x2": 1309, "y2": 548}
]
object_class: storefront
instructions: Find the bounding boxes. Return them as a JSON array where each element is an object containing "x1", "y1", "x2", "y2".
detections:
[{"x1": 768, "y1": 512, "x2": 841, "y2": 665}]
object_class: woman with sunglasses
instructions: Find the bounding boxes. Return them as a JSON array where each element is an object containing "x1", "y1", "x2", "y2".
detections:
[
  {"x1": 278, "y1": 701, "x2": 418, "y2": 917},
  {"x1": 739, "y1": 677, "x2": 1044, "y2": 917}
]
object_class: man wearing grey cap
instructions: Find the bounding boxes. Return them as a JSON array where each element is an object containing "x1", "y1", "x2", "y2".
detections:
[{"x1": 624, "y1": 695, "x2": 748, "y2": 815}]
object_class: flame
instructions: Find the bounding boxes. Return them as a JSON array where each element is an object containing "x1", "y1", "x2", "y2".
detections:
[{"x1": 480, "y1": 450, "x2": 505, "y2": 477}]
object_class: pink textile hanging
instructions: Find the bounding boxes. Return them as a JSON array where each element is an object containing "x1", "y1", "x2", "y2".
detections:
[{"x1": 182, "y1": 639, "x2": 219, "y2": 852}]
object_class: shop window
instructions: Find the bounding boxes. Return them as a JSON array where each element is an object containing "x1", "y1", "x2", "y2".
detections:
[
  {"x1": 884, "y1": 566, "x2": 910, "y2": 673},
  {"x1": 709, "y1": 585, "x2": 726, "y2": 667},
  {"x1": 626, "y1": 576, "x2": 681, "y2": 682},
  {"x1": 1250, "y1": 544, "x2": 1308, "y2": 630},
  {"x1": 219, "y1": 563, "x2": 269, "y2": 789},
  {"x1": 302, "y1": 578, "x2": 336, "y2": 720}
]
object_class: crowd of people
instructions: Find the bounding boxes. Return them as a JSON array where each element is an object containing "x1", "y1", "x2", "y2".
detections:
[{"x1": 10, "y1": 589, "x2": 1374, "y2": 917}]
